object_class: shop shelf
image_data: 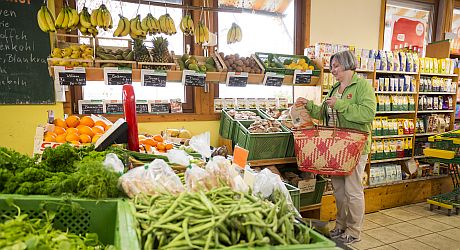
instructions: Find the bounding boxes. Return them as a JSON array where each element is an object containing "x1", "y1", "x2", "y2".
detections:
[
  {"x1": 372, "y1": 134, "x2": 414, "y2": 139},
  {"x1": 370, "y1": 157, "x2": 412, "y2": 164},
  {"x1": 417, "y1": 110, "x2": 455, "y2": 113},
  {"x1": 0, "y1": 195, "x2": 139, "y2": 250},
  {"x1": 420, "y1": 72, "x2": 458, "y2": 77},
  {"x1": 376, "y1": 111, "x2": 416, "y2": 114},
  {"x1": 375, "y1": 91, "x2": 417, "y2": 94},
  {"x1": 365, "y1": 175, "x2": 449, "y2": 188},
  {"x1": 376, "y1": 70, "x2": 418, "y2": 75},
  {"x1": 416, "y1": 132, "x2": 438, "y2": 137},
  {"x1": 418, "y1": 92, "x2": 457, "y2": 95}
]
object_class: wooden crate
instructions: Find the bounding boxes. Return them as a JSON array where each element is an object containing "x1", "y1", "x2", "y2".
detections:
[
  {"x1": 174, "y1": 53, "x2": 223, "y2": 72},
  {"x1": 94, "y1": 37, "x2": 136, "y2": 68},
  {"x1": 215, "y1": 52, "x2": 265, "y2": 74},
  {"x1": 47, "y1": 34, "x2": 95, "y2": 70}
]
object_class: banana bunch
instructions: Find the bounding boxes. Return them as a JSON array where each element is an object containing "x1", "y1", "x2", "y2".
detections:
[
  {"x1": 113, "y1": 15, "x2": 130, "y2": 37},
  {"x1": 129, "y1": 15, "x2": 147, "y2": 40},
  {"x1": 158, "y1": 14, "x2": 177, "y2": 35},
  {"x1": 54, "y1": 6, "x2": 79, "y2": 31},
  {"x1": 50, "y1": 44, "x2": 93, "y2": 67},
  {"x1": 179, "y1": 14, "x2": 194, "y2": 36},
  {"x1": 37, "y1": 4, "x2": 56, "y2": 33},
  {"x1": 194, "y1": 21, "x2": 209, "y2": 44},
  {"x1": 141, "y1": 13, "x2": 161, "y2": 35},
  {"x1": 227, "y1": 22, "x2": 242, "y2": 44},
  {"x1": 78, "y1": 7, "x2": 98, "y2": 37},
  {"x1": 90, "y1": 4, "x2": 112, "y2": 31}
]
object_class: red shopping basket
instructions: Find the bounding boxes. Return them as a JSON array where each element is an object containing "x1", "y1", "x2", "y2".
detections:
[{"x1": 293, "y1": 126, "x2": 368, "y2": 175}]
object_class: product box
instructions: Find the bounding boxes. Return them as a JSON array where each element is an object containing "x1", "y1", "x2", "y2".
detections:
[
  {"x1": 267, "y1": 98, "x2": 277, "y2": 109},
  {"x1": 170, "y1": 98, "x2": 183, "y2": 113},
  {"x1": 384, "y1": 164, "x2": 397, "y2": 183},
  {"x1": 236, "y1": 98, "x2": 247, "y2": 109},
  {"x1": 257, "y1": 98, "x2": 268, "y2": 109},
  {"x1": 214, "y1": 98, "x2": 223, "y2": 112},
  {"x1": 278, "y1": 98, "x2": 289, "y2": 109},
  {"x1": 369, "y1": 167, "x2": 380, "y2": 186},
  {"x1": 247, "y1": 98, "x2": 257, "y2": 109},
  {"x1": 224, "y1": 98, "x2": 237, "y2": 109}
]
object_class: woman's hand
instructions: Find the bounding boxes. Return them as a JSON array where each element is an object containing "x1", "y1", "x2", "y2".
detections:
[
  {"x1": 295, "y1": 97, "x2": 309, "y2": 107},
  {"x1": 326, "y1": 97, "x2": 337, "y2": 108}
]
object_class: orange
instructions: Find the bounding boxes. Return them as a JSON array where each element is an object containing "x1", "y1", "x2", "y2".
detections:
[
  {"x1": 156, "y1": 142, "x2": 166, "y2": 150},
  {"x1": 70, "y1": 141, "x2": 81, "y2": 146},
  {"x1": 92, "y1": 134, "x2": 102, "y2": 143},
  {"x1": 80, "y1": 116, "x2": 95, "y2": 127},
  {"x1": 54, "y1": 126, "x2": 66, "y2": 135},
  {"x1": 44, "y1": 134, "x2": 56, "y2": 142},
  {"x1": 78, "y1": 125, "x2": 95, "y2": 137},
  {"x1": 66, "y1": 127, "x2": 79, "y2": 135},
  {"x1": 66, "y1": 115, "x2": 80, "y2": 128},
  {"x1": 92, "y1": 125, "x2": 105, "y2": 134},
  {"x1": 165, "y1": 143, "x2": 173, "y2": 150},
  {"x1": 56, "y1": 134, "x2": 67, "y2": 143},
  {"x1": 106, "y1": 125, "x2": 112, "y2": 131},
  {"x1": 143, "y1": 138, "x2": 157, "y2": 147},
  {"x1": 79, "y1": 134, "x2": 92, "y2": 143},
  {"x1": 94, "y1": 120, "x2": 108, "y2": 130},
  {"x1": 53, "y1": 118, "x2": 67, "y2": 128},
  {"x1": 153, "y1": 135, "x2": 163, "y2": 142},
  {"x1": 142, "y1": 144, "x2": 152, "y2": 152},
  {"x1": 66, "y1": 133, "x2": 80, "y2": 142},
  {"x1": 46, "y1": 131, "x2": 58, "y2": 138}
]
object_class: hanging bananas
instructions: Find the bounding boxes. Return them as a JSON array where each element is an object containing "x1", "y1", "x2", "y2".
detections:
[
  {"x1": 227, "y1": 23, "x2": 242, "y2": 44},
  {"x1": 78, "y1": 7, "x2": 98, "y2": 37},
  {"x1": 129, "y1": 15, "x2": 147, "y2": 40},
  {"x1": 37, "y1": 4, "x2": 56, "y2": 33},
  {"x1": 141, "y1": 13, "x2": 161, "y2": 36},
  {"x1": 180, "y1": 14, "x2": 194, "y2": 36},
  {"x1": 158, "y1": 14, "x2": 176, "y2": 35},
  {"x1": 194, "y1": 21, "x2": 209, "y2": 44},
  {"x1": 54, "y1": 6, "x2": 79, "y2": 31},
  {"x1": 90, "y1": 4, "x2": 112, "y2": 31},
  {"x1": 113, "y1": 15, "x2": 130, "y2": 37}
]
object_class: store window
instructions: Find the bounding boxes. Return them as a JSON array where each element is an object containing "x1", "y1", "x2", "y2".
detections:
[
  {"x1": 217, "y1": 0, "x2": 295, "y2": 101},
  {"x1": 76, "y1": 0, "x2": 186, "y2": 103},
  {"x1": 384, "y1": 0, "x2": 434, "y2": 55}
]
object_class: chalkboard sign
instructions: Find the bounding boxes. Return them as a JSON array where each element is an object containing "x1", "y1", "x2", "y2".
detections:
[
  {"x1": 226, "y1": 72, "x2": 248, "y2": 87},
  {"x1": 150, "y1": 103, "x2": 170, "y2": 113},
  {"x1": 293, "y1": 70, "x2": 312, "y2": 84},
  {"x1": 136, "y1": 103, "x2": 149, "y2": 114},
  {"x1": 141, "y1": 69, "x2": 167, "y2": 87},
  {"x1": 56, "y1": 67, "x2": 86, "y2": 86},
  {"x1": 105, "y1": 103, "x2": 124, "y2": 114},
  {"x1": 0, "y1": 1, "x2": 54, "y2": 104},
  {"x1": 104, "y1": 67, "x2": 132, "y2": 85},
  {"x1": 263, "y1": 72, "x2": 284, "y2": 87},
  {"x1": 182, "y1": 70, "x2": 206, "y2": 87},
  {"x1": 81, "y1": 104, "x2": 104, "y2": 114}
]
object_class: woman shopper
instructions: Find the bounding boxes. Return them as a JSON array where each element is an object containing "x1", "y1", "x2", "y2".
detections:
[{"x1": 295, "y1": 50, "x2": 376, "y2": 244}]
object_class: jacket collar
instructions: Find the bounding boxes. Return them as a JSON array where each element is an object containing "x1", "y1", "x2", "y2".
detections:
[{"x1": 332, "y1": 72, "x2": 359, "y2": 88}]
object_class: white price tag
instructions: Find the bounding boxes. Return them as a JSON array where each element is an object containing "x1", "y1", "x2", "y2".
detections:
[
  {"x1": 263, "y1": 72, "x2": 284, "y2": 87},
  {"x1": 141, "y1": 69, "x2": 167, "y2": 87},
  {"x1": 182, "y1": 70, "x2": 206, "y2": 87},
  {"x1": 243, "y1": 169, "x2": 256, "y2": 190},
  {"x1": 298, "y1": 179, "x2": 316, "y2": 193},
  {"x1": 226, "y1": 72, "x2": 248, "y2": 87},
  {"x1": 104, "y1": 67, "x2": 132, "y2": 85},
  {"x1": 293, "y1": 69, "x2": 313, "y2": 84}
]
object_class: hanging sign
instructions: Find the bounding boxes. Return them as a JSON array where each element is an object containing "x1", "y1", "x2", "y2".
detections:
[
  {"x1": 104, "y1": 67, "x2": 132, "y2": 85},
  {"x1": 141, "y1": 69, "x2": 167, "y2": 87},
  {"x1": 226, "y1": 72, "x2": 248, "y2": 87},
  {"x1": 182, "y1": 70, "x2": 206, "y2": 87},
  {"x1": 263, "y1": 72, "x2": 284, "y2": 87}
]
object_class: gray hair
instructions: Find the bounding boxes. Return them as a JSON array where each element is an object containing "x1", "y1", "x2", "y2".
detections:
[{"x1": 330, "y1": 50, "x2": 357, "y2": 71}]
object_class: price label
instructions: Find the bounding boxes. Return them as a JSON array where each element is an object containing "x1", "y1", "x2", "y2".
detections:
[
  {"x1": 263, "y1": 72, "x2": 284, "y2": 87},
  {"x1": 150, "y1": 103, "x2": 170, "y2": 113},
  {"x1": 226, "y1": 72, "x2": 248, "y2": 87},
  {"x1": 182, "y1": 70, "x2": 206, "y2": 87},
  {"x1": 105, "y1": 103, "x2": 124, "y2": 114},
  {"x1": 298, "y1": 179, "x2": 316, "y2": 194},
  {"x1": 104, "y1": 67, "x2": 132, "y2": 85},
  {"x1": 55, "y1": 66, "x2": 86, "y2": 86},
  {"x1": 141, "y1": 69, "x2": 167, "y2": 87},
  {"x1": 293, "y1": 69, "x2": 312, "y2": 84},
  {"x1": 81, "y1": 103, "x2": 104, "y2": 114},
  {"x1": 136, "y1": 103, "x2": 149, "y2": 114}
]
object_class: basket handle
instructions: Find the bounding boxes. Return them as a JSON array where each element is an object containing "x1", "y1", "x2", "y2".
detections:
[{"x1": 319, "y1": 101, "x2": 341, "y2": 139}]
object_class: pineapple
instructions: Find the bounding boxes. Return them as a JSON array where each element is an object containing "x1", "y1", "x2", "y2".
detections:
[
  {"x1": 151, "y1": 37, "x2": 172, "y2": 70},
  {"x1": 133, "y1": 39, "x2": 154, "y2": 69}
]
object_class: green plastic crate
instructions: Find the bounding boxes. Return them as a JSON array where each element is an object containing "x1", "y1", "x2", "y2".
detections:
[
  {"x1": 255, "y1": 52, "x2": 321, "y2": 76},
  {"x1": 230, "y1": 228, "x2": 336, "y2": 249},
  {"x1": 219, "y1": 109, "x2": 267, "y2": 142},
  {"x1": 234, "y1": 120, "x2": 291, "y2": 160},
  {"x1": 300, "y1": 175, "x2": 327, "y2": 207},
  {"x1": 0, "y1": 195, "x2": 140, "y2": 250},
  {"x1": 259, "y1": 109, "x2": 295, "y2": 158},
  {"x1": 285, "y1": 182, "x2": 300, "y2": 212}
]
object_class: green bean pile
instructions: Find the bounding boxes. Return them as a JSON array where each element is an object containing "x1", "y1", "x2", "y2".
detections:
[{"x1": 132, "y1": 187, "x2": 311, "y2": 249}]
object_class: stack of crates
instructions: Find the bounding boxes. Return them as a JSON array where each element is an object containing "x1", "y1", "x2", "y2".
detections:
[{"x1": 424, "y1": 129, "x2": 460, "y2": 159}]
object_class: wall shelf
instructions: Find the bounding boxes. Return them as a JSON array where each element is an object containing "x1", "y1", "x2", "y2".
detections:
[
  {"x1": 375, "y1": 91, "x2": 417, "y2": 94},
  {"x1": 375, "y1": 70, "x2": 418, "y2": 75},
  {"x1": 420, "y1": 73, "x2": 457, "y2": 77},
  {"x1": 370, "y1": 157, "x2": 412, "y2": 164},
  {"x1": 376, "y1": 111, "x2": 416, "y2": 114},
  {"x1": 415, "y1": 132, "x2": 438, "y2": 137},
  {"x1": 372, "y1": 134, "x2": 414, "y2": 139},
  {"x1": 418, "y1": 92, "x2": 456, "y2": 95},
  {"x1": 417, "y1": 110, "x2": 455, "y2": 113}
]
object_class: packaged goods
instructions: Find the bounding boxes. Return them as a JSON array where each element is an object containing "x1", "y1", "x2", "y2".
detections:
[
  {"x1": 278, "y1": 98, "x2": 288, "y2": 109},
  {"x1": 247, "y1": 98, "x2": 257, "y2": 109},
  {"x1": 433, "y1": 58, "x2": 439, "y2": 74},
  {"x1": 393, "y1": 51, "x2": 400, "y2": 71},
  {"x1": 405, "y1": 52, "x2": 411, "y2": 72},
  {"x1": 420, "y1": 58, "x2": 425, "y2": 73},
  {"x1": 214, "y1": 99, "x2": 223, "y2": 112},
  {"x1": 237, "y1": 98, "x2": 247, "y2": 109},
  {"x1": 257, "y1": 98, "x2": 267, "y2": 109},
  {"x1": 380, "y1": 50, "x2": 387, "y2": 71},
  {"x1": 224, "y1": 98, "x2": 237, "y2": 109},
  {"x1": 413, "y1": 52, "x2": 419, "y2": 72},
  {"x1": 387, "y1": 51, "x2": 394, "y2": 71},
  {"x1": 267, "y1": 98, "x2": 277, "y2": 109}
]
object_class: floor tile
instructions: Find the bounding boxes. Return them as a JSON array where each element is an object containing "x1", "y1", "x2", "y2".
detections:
[
  {"x1": 349, "y1": 233, "x2": 384, "y2": 250},
  {"x1": 407, "y1": 217, "x2": 454, "y2": 232},
  {"x1": 365, "y1": 212, "x2": 401, "y2": 226},
  {"x1": 437, "y1": 228, "x2": 460, "y2": 242},
  {"x1": 369, "y1": 245, "x2": 397, "y2": 250},
  {"x1": 365, "y1": 227, "x2": 408, "y2": 244},
  {"x1": 415, "y1": 233, "x2": 460, "y2": 250},
  {"x1": 362, "y1": 220, "x2": 381, "y2": 231},
  {"x1": 386, "y1": 222, "x2": 432, "y2": 237},
  {"x1": 428, "y1": 213, "x2": 460, "y2": 227},
  {"x1": 380, "y1": 208, "x2": 423, "y2": 221},
  {"x1": 389, "y1": 238, "x2": 436, "y2": 250},
  {"x1": 400, "y1": 204, "x2": 438, "y2": 216}
]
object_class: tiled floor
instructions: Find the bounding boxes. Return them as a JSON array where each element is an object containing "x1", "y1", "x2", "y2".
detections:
[{"x1": 348, "y1": 202, "x2": 460, "y2": 250}]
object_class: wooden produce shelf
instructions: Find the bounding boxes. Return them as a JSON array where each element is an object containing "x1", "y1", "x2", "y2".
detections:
[
  {"x1": 372, "y1": 134, "x2": 414, "y2": 139},
  {"x1": 376, "y1": 111, "x2": 416, "y2": 115},
  {"x1": 365, "y1": 175, "x2": 449, "y2": 189},
  {"x1": 248, "y1": 157, "x2": 297, "y2": 167},
  {"x1": 375, "y1": 91, "x2": 417, "y2": 94},
  {"x1": 370, "y1": 157, "x2": 412, "y2": 164},
  {"x1": 416, "y1": 132, "x2": 438, "y2": 137},
  {"x1": 102, "y1": 113, "x2": 221, "y2": 123},
  {"x1": 420, "y1": 73, "x2": 457, "y2": 77},
  {"x1": 417, "y1": 110, "x2": 455, "y2": 113},
  {"x1": 375, "y1": 70, "x2": 418, "y2": 75},
  {"x1": 418, "y1": 92, "x2": 457, "y2": 95}
]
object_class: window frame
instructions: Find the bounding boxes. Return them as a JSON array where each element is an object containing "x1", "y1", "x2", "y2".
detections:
[{"x1": 60, "y1": 0, "x2": 306, "y2": 122}]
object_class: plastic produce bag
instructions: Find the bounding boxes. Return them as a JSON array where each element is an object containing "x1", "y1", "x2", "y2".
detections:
[
  {"x1": 103, "y1": 153, "x2": 124, "y2": 174},
  {"x1": 205, "y1": 156, "x2": 248, "y2": 192},
  {"x1": 185, "y1": 165, "x2": 209, "y2": 192},
  {"x1": 254, "y1": 168, "x2": 300, "y2": 216},
  {"x1": 118, "y1": 166, "x2": 150, "y2": 198},
  {"x1": 167, "y1": 149, "x2": 191, "y2": 167},
  {"x1": 289, "y1": 103, "x2": 313, "y2": 128},
  {"x1": 190, "y1": 132, "x2": 212, "y2": 158}
]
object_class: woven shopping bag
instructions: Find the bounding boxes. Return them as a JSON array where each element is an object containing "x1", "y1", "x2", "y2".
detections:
[{"x1": 292, "y1": 103, "x2": 369, "y2": 175}]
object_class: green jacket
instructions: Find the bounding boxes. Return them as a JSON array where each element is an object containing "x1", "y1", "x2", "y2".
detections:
[{"x1": 306, "y1": 73, "x2": 376, "y2": 154}]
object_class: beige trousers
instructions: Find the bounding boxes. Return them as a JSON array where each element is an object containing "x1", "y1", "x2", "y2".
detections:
[{"x1": 331, "y1": 154, "x2": 368, "y2": 238}]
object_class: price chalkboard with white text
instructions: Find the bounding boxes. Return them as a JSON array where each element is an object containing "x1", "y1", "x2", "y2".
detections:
[
  {"x1": 136, "y1": 103, "x2": 149, "y2": 114},
  {"x1": 150, "y1": 103, "x2": 170, "y2": 113},
  {"x1": 0, "y1": 1, "x2": 54, "y2": 104},
  {"x1": 56, "y1": 67, "x2": 86, "y2": 86},
  {"x1": 104, "y1": 67, "x2": 132, "y2": 85},
  {"x1": 80, "y1": 104, "x2": 104, "y2": 114},
  {"x1": 182, "y1": 70, "x2": 206, "y2": 87},
  {"x1": 141, "y1": 69, "x2": 167, "y2": 87},
  {"x1": 226, "y1": 72, "x2": 248, "y2": 87},
  {"x1": 263, "y1": 72, "x2": 284, "y2": 87},
  {"x1": 293, "y1": 70, "x2": 312, "y2": 84},
  {"x1": 105, "y1": 103, "x2": 124, "y2": 114}
]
